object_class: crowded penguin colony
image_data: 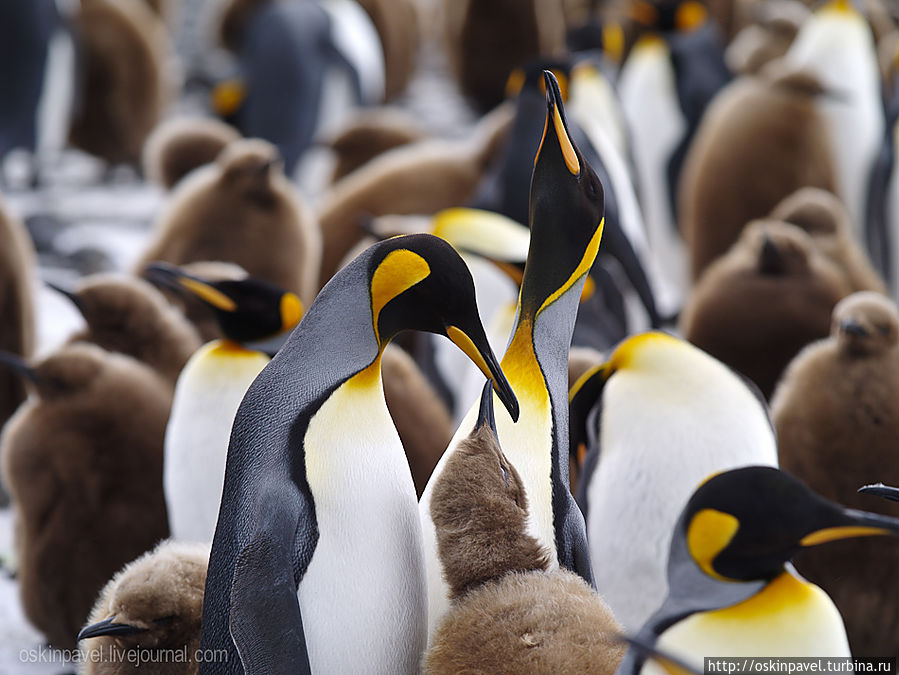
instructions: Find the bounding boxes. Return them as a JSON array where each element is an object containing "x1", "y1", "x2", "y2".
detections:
[{"x1": 5, "y1": 0, "x2": 899, "y2": 672}]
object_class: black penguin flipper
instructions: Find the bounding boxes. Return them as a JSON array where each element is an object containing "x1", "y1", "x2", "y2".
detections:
[
  {"x1": 865, "y1": 130, "x2": 894, "y2": 280},
  {"x1": 558, "y1": 494, "x2": 596, "y2": 587},
  {"x1": 227, "y1": 482, "x2": 316, "y2": 674},
  {"x1": 596, "y1": 216, "x2": 662, "y2": 328}
]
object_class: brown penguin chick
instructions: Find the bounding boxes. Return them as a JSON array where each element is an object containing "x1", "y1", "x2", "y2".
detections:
[
  {"x1": 0, "y1": 196, "x2": 35, "y2": 449},
  {"x1": 78, "y1": 540, "x2": 209, "y2": 675},
  {"x1": 142, "y1": 117, "x2": 241, "y2": 190},
  {"x1": 442, "y1": 0, "x2": 566, "y2": 112},
  {"x1": 426, "y1": 385, "x2": 625, "y2": 674},
  {"x1": 51, "y1": 274, "x2": 201, "y2": 387},
  {"x1": 327, "y1": 107, "x2": 427, "y2": 183},
  {"x1": 769, "y1": 187, "x2": 887, "y2": 293},
  {"x1": 137, "y1": 139, "x2": 322, "y2": 308},
  {"x1": 381, "y1": 344, "x2": 453, "y2": 497},
  {"x1": 680, "y1": 220, "x2": 853, "y2": 398},
  {"x1": 771, "y1": 291, "x2": 899, "y2": 656},
  {"x1": 316, "y1": 104, "x2": 512, "y2": 287},
  {"x1": 355, "y1": 0, "x2": 420, "y2": 99},
  {"x1": 69, "y1": 0, "x2": 172, "y2": 166},
  {"x1": 0, "y1": 344, "x2": 172, "y2": 649},
  {"x1": 679, "y1": 61, "x2": 838, "y2": 281}
]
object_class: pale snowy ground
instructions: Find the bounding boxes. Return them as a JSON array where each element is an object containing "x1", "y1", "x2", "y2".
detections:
[{"x1": 0, "y1": 4, "x2": 475, "y2": 672}]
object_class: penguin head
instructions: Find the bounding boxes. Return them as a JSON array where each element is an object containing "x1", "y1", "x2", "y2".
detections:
[
  {"x1": 505, "y1": 59, "x2": 572, "y2": 104},
  {"x1": 676, "y1": 466, "x2": 899, "y2": 583},
  {"x1": 215, "y1": 139, "x2": 283, "y2": 207},
  {"x1": 831, "y1": 291, "x2": 899, "y2": 356},
  {"x1": 627, "y1": 0, "x2": 710, "y2": 34},
  {"x1": 365, "y1": 234, "x2": 519, "y2": 421},
  {"x1": 519, "y1": 71, "x2": 605, "y2": 321},
  {"x1": 0, "y1": 343, "x2": 121, "y2": 402},
  {"x1": 733, "y1": 220, "x2": 820, "y2": 278},
  {"x1": 768, "y1": 187, "x2": 846, "y2": 239},
  {"x1": 143, "y1": 262, "x2": 303, "y2": 344},
  {"x1": 430, "y1": 381, "x2": 549, "y2": 597},
  {"x1": 48, "y1": 275, "x2": 187, "y2": 349},
  {"x1": 78, "y1": 541, "x2": 208, "y2": 649}
]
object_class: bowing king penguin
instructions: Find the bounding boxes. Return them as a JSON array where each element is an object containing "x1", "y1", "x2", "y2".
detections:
[
  {"x1": 419, "y1": 71, "x2": 606, "y2": 639},
  {"x1": 198, "y1": 233, "x2": 518, "y2": 674}
]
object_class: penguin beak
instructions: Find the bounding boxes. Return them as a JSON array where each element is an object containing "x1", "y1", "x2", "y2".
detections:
[
  {"x1": 798, "y1": 504, "x2": 899, "y2": 547},
  {"x1": 46, "y1": 281, "x2": 84, "y2": 313},
  {"x1": 0, "y1": 351, "x2": 39, "y2": 385},
  {"x1": 78, "y1": 616, "x2": 148, "y2": 641},
  {"x1": 758, "y1": 236, "x2": 785, "y2": 276},
  {"x1": 143, "y1": 262, "x2": 238, "y2": 312},
  {"x1": 445, "y1": 325, "x2": 519, "y2": 422},
  {"x1": 475, "y1": 380, "x2": 498, "y2": 437},
  {"x1": 859, "y1": 483, "x2": 899, "y2": 503},
  {"x1": 536, "y1": 71, "x2": 580, "y2": 176}
]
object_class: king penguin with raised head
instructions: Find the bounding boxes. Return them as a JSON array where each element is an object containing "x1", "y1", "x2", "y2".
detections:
[
  {"x1": 199, "y1": 233, "x2": 518, "y2": 674},
  {"x1": 420, "y1": 71, "x2": 606, "y2": 640},
  {"x1": 617, "y1": 466, "x2": 899, "y2": 673},
  {"x1": 143, "y1": 262, "x2": 303, "y2": 545}
]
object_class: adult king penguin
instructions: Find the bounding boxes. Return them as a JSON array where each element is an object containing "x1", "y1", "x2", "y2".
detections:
[
  {"x1": 569, "y1": 332, "x2": 777, "y2": 631},
  {"x1": 143, "y1": 262, "x2": 303, "y2": 544},
  {"x1": 617, "y1": 467, "x2": 899, "y2": 673},
  {"x1": 419, "y1": 71, "x2": 606, "y2": 640},
  {"x1": 199, "y1": 233, "x2": 518, "y2": 674}
]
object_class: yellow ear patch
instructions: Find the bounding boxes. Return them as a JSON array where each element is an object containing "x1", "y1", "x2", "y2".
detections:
[
  {"x1": 212, "y1": 79, "x2": 246, "y2": 116},
  {"x1": 370, "y1": 249, "x2": 430, "y2": 342},
  {"x1": 280, "y1": 292, "x2": 303, "y2": 332},
  {"x1": 179, "y1": 278, "x2": 237, "y2": 312},
  {"x1": 602, "y1": 22, "x2": 625, "y2": 64},
  {"x1": 686, "y1": 508, "x2": 740, "y2": 581},
  {"x1": 538, "y1": 217, "x2": 603, "y2": 315},
  {"x1": 676, "y1": 0, "x2": 707, "y2": 31},
  {"x1": 505, "y1": 68, "x2": 526, "y2": 99},
  {"x1": 553, "y1": 106, "x2": 580, "y2": 175},
  {"x1": 800, "y1": 525, "x2": 891, "y2": 547}
]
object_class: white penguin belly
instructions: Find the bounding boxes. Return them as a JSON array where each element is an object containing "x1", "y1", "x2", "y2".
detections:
[
  {"x1": 421, "y1": 343, "x2": 556, "y2": 642},
  {"x1": 164, "y1": 343, "x2": 270, "y2": 544},
  {"x1": 587, "y1": 373, "x2": 778, "y2": 630},
  {"x1": 300, "y1": 370, "x2": 426, "y2": 674},
  {"x1": 619, "y1": 41, "x2": 688, "y2": 310},
  {"x1": 643, "y1": 571, "x2": 850, "y2": 675}
]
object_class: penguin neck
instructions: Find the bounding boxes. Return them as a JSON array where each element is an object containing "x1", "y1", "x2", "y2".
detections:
[{"x1": 210, "y1": 339, "x2": 262, "y2": 357}]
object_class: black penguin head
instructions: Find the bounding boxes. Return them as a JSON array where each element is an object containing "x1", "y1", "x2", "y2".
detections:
[
  {"x1": 365, "y1": 234, "x2": 519, "y2": 421},
  {"x1": 505, "y1": 59, "x2": 572, "y2": 103},
  {"x1": 627, "y1": 0, "x2": 710, "y2": 33},
  {"x1": 831, "y1": 291, "x2": 899, "y2": 357},
  {"x1": 143, "y1": 262, "x2": 303, "y2": 344},
  {"x1": 520, "y1": 71, "x2": 605, "y2": 320},
  {"x1": 675, "y1": 466, "x2": 899, "y2": 583}
]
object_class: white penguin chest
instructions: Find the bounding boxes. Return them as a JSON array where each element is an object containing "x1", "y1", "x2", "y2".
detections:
[{"x1": 299, "y1": 368, "x2": 426, "y2": 674}]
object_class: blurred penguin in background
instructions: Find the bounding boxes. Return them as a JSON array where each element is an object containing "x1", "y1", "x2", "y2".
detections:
[
  {"x1": 354, "y1": 0, "x2": 420, "y2": 99},
  {"x1": 69, "y1": 0, "x2": 173, "y2": 167},
  {"x1": 137, "y1": 138, "x2": 322, "y2": 307},
  {"x1": 142, "y1": 116, "x2": 241, "y2": 190},
  {"x1": 442, "y1": 0, "x2": 567, "y2": 112},
  {"x1": 772, "y1": 291, "x2": 899, "y2": 656},
  {"x1": 725, "y1": 1, "x2": 809, "y2": 75},
  {"x1": 680, "y1": 62, "x2": 838, "y2": 281},
  {"x1": 0, "y1": 344, "x2": 171, "y2": 649},
  {"x1": 78, "y1": 540, "x2": 208, "y2": 675},
  {"x1": 770, "y1": 186, "x2": 886, "y2": 293},
  {"x1": 215, "y1": 0, "x2": 385, "y2": 176},
  {"x1": 617, "y1": 0, "x2": 732, "y2": 307},
  {"x1": 681, "y1": 219, "x2": 852, "y2": 398},
  {"x1": 48, "y1": 274, "x2": 202, "y2": 387},
  {"x1": 785, "y1": 0, "x2": 884, "y2": 240},
  {"x1": 0, "y1": 196, "x2": 35, "y2": 504}
]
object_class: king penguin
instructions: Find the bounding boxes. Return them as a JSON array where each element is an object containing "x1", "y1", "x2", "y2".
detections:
[
  {"x1": 785, "y1": 0, "x2": 884, "y2": 240},
  {"x1": 419, "y1": 71, "x2": 606, "y2": 640},
  {"x1": 617, "y1": 466, "x2": 899, "y2": 673},
  {"x1": 198, "y1": 233, "x2": 518, "y2": 673},
  {"x1": 569, "y1": 332, "x2": 777, "y2": 631},
  {"x1": 143, "y1": 262, "x2": 303, "y2": 545}
]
